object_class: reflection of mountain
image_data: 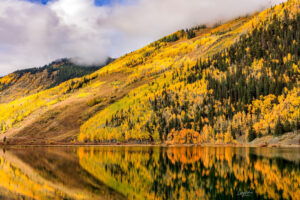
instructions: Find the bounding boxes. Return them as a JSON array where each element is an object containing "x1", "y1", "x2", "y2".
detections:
[
  {"x1": 78, "y1": 147, "x2": 161, "y2": 200},
  {"x1": 0, "y1": 147, "x2": 299, "y2": 199},
  {"x1": 79, "y1": 147, "x2": 300, "y2": 200},
  {"x1": 0, "y1": 147, "x2": 125, "y2": 200}
]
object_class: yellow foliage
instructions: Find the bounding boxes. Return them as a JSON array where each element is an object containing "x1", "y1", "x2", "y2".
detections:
[{"x1": 166, "y1": 129, "x2": 201, "y2": 144}]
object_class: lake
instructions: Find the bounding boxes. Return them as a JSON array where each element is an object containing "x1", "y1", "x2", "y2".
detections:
[{"x1": 0, "y1": 146, "x2": 299, "y2": 200}]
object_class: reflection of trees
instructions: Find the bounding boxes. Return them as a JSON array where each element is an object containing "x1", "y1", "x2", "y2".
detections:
[
  {"x1": 0, "y1": 148, "x2": 125, "y2": 200},
  {"x1": 79, "y1": 147, "x2": 300, "y2": 200},
  {"x1": 167, "y1": 147, "x2": 202, "y2": 164},
  {"x1": 0, "y1": 152, "x2": 70, "y2": 199},
  {"x1": 78, "y1": 147, "x2": 161, "y2": 199}
]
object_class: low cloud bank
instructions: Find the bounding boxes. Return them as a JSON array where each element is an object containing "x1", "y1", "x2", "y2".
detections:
[{"x1": 0, "y1": 0, "x2": 285, "y2": 75}]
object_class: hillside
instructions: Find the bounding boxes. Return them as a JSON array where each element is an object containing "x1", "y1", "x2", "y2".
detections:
[
  {"x1": 0, "y1": 0, "x2": 299, "y2": 145},
  {"x1": 0, "y1": 58, "x2": 114, "y2": 104}
]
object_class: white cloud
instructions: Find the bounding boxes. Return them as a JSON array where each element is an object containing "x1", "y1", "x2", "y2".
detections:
[{"x1": 0, "y1": 0, "x2": 286, "y2": 75}]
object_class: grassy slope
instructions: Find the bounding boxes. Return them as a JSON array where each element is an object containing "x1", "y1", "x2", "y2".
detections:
[{"x1": 0, "y1": 0, "x2": 299, "y2": 145}]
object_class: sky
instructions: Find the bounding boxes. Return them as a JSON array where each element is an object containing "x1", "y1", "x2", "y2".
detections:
[
  {"x1": 0, "y1": 0, "x2": 286, "y2": 76},
  {"x1": 28, "y1": 0, "x2": 121, "y2": 6}
]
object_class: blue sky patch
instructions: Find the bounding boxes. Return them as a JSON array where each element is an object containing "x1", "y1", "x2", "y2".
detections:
[
  {"x1": 27, "y1": 0, "x2": 51, "y2": 4},
  {"x1": 26, "y1": 0, "x2": 122, "y2": 6},
  {"x1": 95, "y1": 0, "x2": 111, "y2": 6}
]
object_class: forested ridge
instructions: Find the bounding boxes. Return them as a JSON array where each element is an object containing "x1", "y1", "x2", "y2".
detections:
[
  {"x1": 79, "y1": 0, "x2": 299, "y2": 144},
  {"x1": 148, "y1": 9, "x2": 300, "y2": 143},
  {"x1": 0, "y1": 58, "x2": 114, "y2": 93}
]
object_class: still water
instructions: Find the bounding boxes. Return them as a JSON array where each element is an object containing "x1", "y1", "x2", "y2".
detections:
[{"x1": 0, "y1": 146, "x2": 299, "y2": 200}]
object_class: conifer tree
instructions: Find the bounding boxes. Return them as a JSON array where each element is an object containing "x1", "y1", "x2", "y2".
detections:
[{"x1": 274, "y1": 118, "x2": 284, "y2": 136}]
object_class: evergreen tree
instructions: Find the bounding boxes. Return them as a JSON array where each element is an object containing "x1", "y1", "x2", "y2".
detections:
[
  {"x1": 284, "y1": 120, "x2": 292, "y2": 133},
  {"x1": 274, "y1": 118, "x2": 284, "y2": 136},
  {"x1": 248, "y1": 126, "x2": 257, "y2": 142},
  {"x1": 267, "y1": 125, "x2": 272, "y2": 135}
]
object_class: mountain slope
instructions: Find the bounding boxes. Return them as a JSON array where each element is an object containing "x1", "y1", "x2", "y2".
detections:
[
  {"x1": 0, "y1": 58, "x2": 114, "y2": 104},
  {"x1": 79, "y1": 0, "x2": 300, "y2": 144},
  {"x1": 0, "y1": 0, "x2": 299, "y2": 145}
]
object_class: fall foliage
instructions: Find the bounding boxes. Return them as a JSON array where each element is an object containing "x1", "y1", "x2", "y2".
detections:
[
  {"x1": 0, "y1": 0, "x2": 299, "y2": 145},
  {"x1": 79, "y1": 0, "x2": 300, "y2": 144}
]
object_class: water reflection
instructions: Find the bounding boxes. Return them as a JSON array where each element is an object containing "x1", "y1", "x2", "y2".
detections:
[
  {"x1": 0, "y1": 147, "x2": 125, "y2": 200},
  {"x1": 0, "y1": 146, "x2": 299, "y2": 200}
]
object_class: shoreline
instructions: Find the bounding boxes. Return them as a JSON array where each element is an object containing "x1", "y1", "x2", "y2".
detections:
[
  {"x1": 1, "y1": 131, "x2": 299, "y2": 148},
  {"x1": 0, "y1": 143, "x2": 299, "y2": 148}
]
